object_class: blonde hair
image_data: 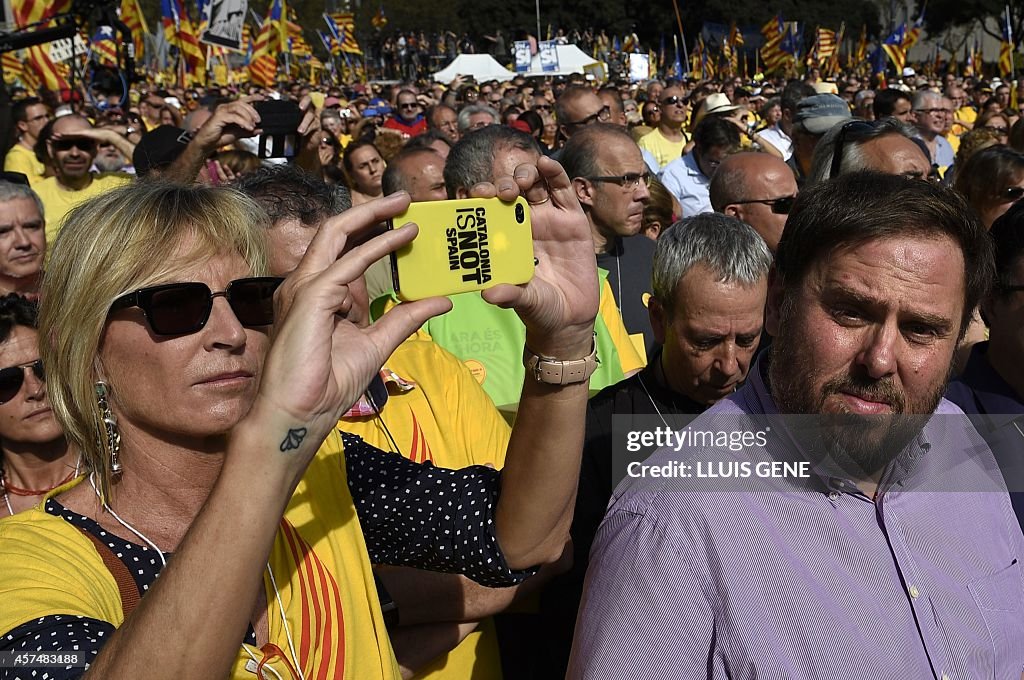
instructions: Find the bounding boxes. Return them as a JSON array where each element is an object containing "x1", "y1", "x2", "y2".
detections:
[{"x1": 38, "y1": 181, "x2": 270, "y2": 498}]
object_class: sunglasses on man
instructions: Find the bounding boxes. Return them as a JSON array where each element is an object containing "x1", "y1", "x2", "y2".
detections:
[
  {"x1": 730, "y1": 195, "x2": 797, "y2": 214},
  {"x1": 51, "y1": 137, "x2": 97, "y2": 154},
  {"x1": 0, "y1": 360, "x2": 45, "y2": 405},
  {"x1": 108, "y1": 277, "x2": 283, "y2": 336}
]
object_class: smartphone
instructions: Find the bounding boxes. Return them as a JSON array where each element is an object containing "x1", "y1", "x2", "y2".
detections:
[
  {"x1": 388, "y1": 197, "x2": 534, "y2": 302},
  {"x1": 254, "y1": 100, "x2": 302, "y2": 158}
]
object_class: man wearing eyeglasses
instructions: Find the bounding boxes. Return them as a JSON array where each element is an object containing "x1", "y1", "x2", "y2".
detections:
[
  {"x1": 564, "y1": 124, "x2": 657, "y2": 356},
  {"x1": 33, "y1": 115, "x2": 132, "y2": 248},
  {"x1": 710, "y1": 152, "x2": 798, "y2": 254},
  {"x1": 638, "y1": 84, "x2": 691, "y2": 169},
  {"x1": 3, "y1": 98, "x2": 51, "y2": 186},
  {"x1": 554, "y1": 86, "x2": 613, "y2": 153},
  {"x1": 911, "y1": 91, "x2": 955, "y2": 171},
  {"x1": 383, "y1": 89, "x2": 428, "y2": 138}
]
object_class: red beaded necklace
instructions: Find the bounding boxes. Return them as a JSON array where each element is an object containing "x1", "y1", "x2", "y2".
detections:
[{"x1": 3, "y1": 469, "x2": 77, "y2": 496}]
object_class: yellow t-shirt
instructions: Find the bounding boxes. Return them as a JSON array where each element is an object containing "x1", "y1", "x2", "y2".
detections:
[
  {"x1": 0, "y1": 430, "x2": 402, "y2": 680},
  {"x1": 340, "y1": 337, "x2": 510, "y2": 679},
  {"x1": 638, "y1": 128, "x2": 690, "y2": 168},
  {"x1": 3, "y1": 143, "x2": 47, "y2": 186},
  {"x1": 34, "y1": 173, "x2": 133, "y2": 247}
]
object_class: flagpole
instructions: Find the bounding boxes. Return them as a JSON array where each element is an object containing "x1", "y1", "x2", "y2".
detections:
[
  {"x1": 1008, "y1": 4, "x2": 1016, "y2": 80},
  {"x1": 535, "y1": 0, "x2": 541, "y2": 48}
]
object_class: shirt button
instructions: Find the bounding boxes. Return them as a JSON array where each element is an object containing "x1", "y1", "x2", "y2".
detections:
[
  {"x1": 909, "y1": 585, "x2": 920, "y2": 599},
  {"x1": 940, "y1": 674, "x2": 949, "y2": 680},
  {"x1": 828, "y1": 491, "x2": 840, "y2": 501}
]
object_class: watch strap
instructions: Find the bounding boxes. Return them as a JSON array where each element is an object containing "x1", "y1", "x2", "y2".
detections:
[{"x1": 523, "y1": 337, "x2": 598, "y2": 385}]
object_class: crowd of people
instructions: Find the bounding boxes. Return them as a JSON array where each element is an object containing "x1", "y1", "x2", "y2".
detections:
[{"x1": 0, "y1": 57, "x2": 1022, "y2": 680}]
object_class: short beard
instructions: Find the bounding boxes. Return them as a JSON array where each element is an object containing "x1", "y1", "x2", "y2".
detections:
[{"x1": 769, "y1": 295, "x2": 948, "y2": 479}]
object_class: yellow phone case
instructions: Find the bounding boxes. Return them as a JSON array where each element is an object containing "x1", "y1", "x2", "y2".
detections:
[{"x1": 389, "y1": 197, "x2": 535, "y2": 301}]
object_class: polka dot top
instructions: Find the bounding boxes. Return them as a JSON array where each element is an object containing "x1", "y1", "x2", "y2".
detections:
[{"x1": 0, "y1": 434, "x2": 534, "y2": 678}]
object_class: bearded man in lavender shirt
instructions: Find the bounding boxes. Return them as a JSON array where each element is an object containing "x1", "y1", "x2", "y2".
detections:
[{"x1": 570, "y1": 171, "x2": 1024, "y2": 679}]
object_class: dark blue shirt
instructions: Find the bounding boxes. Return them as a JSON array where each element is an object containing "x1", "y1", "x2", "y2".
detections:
[{"x1": 946, "y1": 341, "x2": 1024, "y2": 527}]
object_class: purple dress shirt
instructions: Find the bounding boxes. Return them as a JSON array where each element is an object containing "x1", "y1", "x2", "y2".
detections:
[{"x1": 569, "y1": 357, "x2": 1024, "y2": 679}]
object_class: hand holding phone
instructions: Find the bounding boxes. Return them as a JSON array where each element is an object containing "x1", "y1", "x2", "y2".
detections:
[
  {"x1": 254, "y1": 100, "x2": 302, "y2": 158},
  {"x1": 389, "y1": 197, "x2": 534, "y2": 301}
]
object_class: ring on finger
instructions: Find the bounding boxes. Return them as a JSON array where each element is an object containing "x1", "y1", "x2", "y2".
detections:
[{"x1": 527, "y1": 195, "x2": 551, "y2": 206}]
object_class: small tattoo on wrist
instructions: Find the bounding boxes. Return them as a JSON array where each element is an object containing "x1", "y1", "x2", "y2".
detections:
[{"x1": 280, "y1": 427, "x2": 308, "y2": 452}]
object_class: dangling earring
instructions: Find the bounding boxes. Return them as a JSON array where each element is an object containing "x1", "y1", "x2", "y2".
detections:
[{"x1": 95, "y1": 382, "x2": 122, "y2": 475}]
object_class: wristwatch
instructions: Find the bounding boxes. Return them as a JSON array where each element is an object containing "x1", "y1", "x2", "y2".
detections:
[{"x1": 523, "y1": 336, "x2": 598, "y2": 385}]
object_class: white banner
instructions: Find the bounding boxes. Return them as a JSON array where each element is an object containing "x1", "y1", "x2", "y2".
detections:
[
  {"x1": 200, "y1": 0, "x2": 247, "y2": 51},
  {"x1": 513, "y1": 40, "x2": 531, "y2": 73},
  {"x1": 539, "y1": 40, "x2": 559, "y2": 73},
  {"x1": 49, "y1": 34, "x2": 88, "y2": 63},
  {"x1": 628, "y1": 53, "x2": 649, "y2": 83}
]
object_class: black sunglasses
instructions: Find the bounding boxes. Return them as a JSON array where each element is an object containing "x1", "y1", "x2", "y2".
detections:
[
  {"x1": 660, "y1": 95, "x2": 687, "y2": 107},
  {"x1": 829, "y1": 120, "x2": 876, "y2": 179},
  {"x1": 109, "y1": 277, "x2": 284, "y2": 336},
  {"x1": 0, "y1": 359, "x2": 44, "y2": 404},
  {"x1": 565, "y1": 105, "x2": 611, "y2": 127},
  {"x1": 52, "y1": 137, "x2": 97, "y2": 153},
  {"x1": 731, "y1": 195, "x2": 797, "y2": 214}
]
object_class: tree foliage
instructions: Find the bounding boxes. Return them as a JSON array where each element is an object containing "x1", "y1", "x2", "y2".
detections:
[{"x1": 921, "y1": 0, "x2": 1022, "y2": 45}]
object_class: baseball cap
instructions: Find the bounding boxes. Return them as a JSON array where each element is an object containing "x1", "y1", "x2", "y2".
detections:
[
  {"x1": 133, "y1": 125, "x2": 193, "y2": 177},
  {"x1": 793, "y1": 94, "x2": 851, "y2": 135}
]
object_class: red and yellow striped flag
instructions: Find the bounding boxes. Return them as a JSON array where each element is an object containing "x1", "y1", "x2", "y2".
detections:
[
  {"x1": 249, "y1": 18, "x2": 278, "y2": 87},
  {"x1": 120, "y1": 0, "x2": 148, "y2": 58},
  {"x1": 10, "y1": 0, "x2": 73, "y2": 92}
]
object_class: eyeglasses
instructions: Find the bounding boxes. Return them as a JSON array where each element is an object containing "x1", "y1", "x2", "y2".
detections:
[
  {"x1": 583, "y1": 171, "x2": 652, "y2": 190},
  {"x1": 982, "y1": 125, "x2": 1009, "y2": 136},
  {"x1": 996, "y1": 186, "x2": 1024, "y2": 203},
  {"x1": 915, "y1": 108, "x2": 951, "y2": 115},
  {"x1": 51, "y1": 137, "x2": 97, "y2": 153},
  {"x1": 564, "y1": 105, "x2": 611, "y2": 127},
  {"x1": 109, "y1": 277, "x2": 284, "y2": 336},
  {"x1": 0, "y1": 360, "x2": 44, "y2": 405},
  {"x1": 533, "y1": 104, "x2": 552, "y2": 111},
  {"x1": 829, "y1": 120, "x2": 877, "y2": 179},
  {"x1": 660, "y1": 95, "x2": 687, "y2": 107},
  {"x1": 398, "y1": 102, "x2": 420, "y2": 109},
  {"x1": 730, "y1": 195, "x2": 797, "y2": 214}
]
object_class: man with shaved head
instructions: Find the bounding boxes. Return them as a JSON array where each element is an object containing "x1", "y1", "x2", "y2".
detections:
[
  {"x1": 710, "y1": 152, "x2": 798, "y2": 254},
  {"x1": 33, "y1": 114, "x2": 132, "y2": 245},
  {"x1": 381, "y1": 147, "x2": 447, "y2": 202}
]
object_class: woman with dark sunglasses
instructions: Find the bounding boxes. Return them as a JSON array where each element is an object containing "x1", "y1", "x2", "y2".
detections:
[
  {"x1": 0, "y1": 294, "x2": 77, "y2": 517},
  {"x1": 0, "y1": 159, "x2": 598, "y2": 680}
]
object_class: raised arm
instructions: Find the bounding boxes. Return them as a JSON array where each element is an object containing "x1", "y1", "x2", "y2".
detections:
[{"x1": 482, "y1": 157, "x2": 599, "y2": 568}]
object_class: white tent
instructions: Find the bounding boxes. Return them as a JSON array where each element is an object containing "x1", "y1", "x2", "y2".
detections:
[
  {"x1": 527, "y1": 43, "x2": 605, "y2": 77},
  {"x1": 432, "y1": 54, "x2": 517, "y2": 83}
]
